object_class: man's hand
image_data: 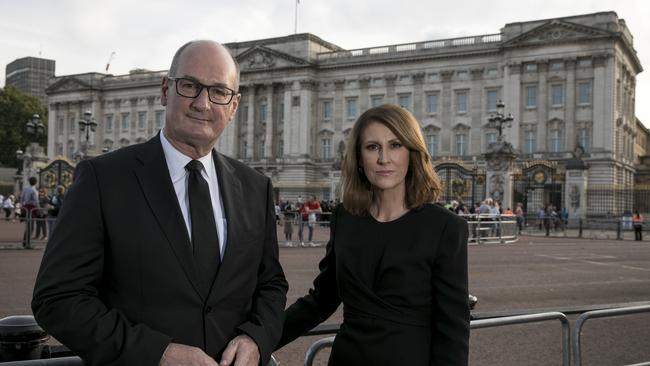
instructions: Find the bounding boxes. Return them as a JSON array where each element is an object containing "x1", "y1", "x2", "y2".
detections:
[
  {"x1": 219, "y1": 335, "x2": 260, "y2": 366},
  {"x1": 160, "y1": 342, "x2": 218, "y2": 366}
]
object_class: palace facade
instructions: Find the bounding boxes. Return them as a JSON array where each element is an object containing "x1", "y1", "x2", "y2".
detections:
[{"x1": 45, "y1": 12, "x2": 646, "y2": 215}]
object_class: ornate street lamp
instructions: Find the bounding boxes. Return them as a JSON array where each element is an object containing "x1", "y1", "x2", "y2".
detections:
[
  {"x1": 77, "y1": 110, "x2": 98, "y2": 160},
  {"x1": 15, "y1": 113, "x2": 47, "y2": 197},
  {"x1": 487, "y1": 100, "x2": 514, "y2": 141},
  {"x1": 25, "y1": 114, "x2": 45, "y2": 135}
]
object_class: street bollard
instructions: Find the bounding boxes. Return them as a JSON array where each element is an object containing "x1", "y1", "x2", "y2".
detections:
[
  {"x1": 579, "y1": 219, "x2": 583, "y2": 238},
  {"x1": 616, "y1": 220, "x2": 622, "y2": 240},
  {"x1": 0, "y1": 315, "x2": 49, "y2": 362}
]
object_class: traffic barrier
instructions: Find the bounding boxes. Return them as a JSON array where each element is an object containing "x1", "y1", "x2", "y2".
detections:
[
  {"x1": 459, "y1": 213, "x2": 519, "y2": 244},
  {"x1": 572, "y1": 304, "x2": 650, "y2": 366},
  {"x1": 298, "y1": 303, "x2": 650, "y2": 366}
]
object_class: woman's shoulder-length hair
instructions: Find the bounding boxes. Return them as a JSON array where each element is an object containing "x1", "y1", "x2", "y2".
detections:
[{"x1": 341, "y1": 104, "x2": 442, "y2": 215}]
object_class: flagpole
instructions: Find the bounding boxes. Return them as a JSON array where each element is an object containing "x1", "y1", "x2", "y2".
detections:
[{"x1": 294, "y1": 0, "x2": 299, "y2": 34}]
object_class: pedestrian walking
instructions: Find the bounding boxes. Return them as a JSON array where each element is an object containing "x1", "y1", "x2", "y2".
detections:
[
  {"x1": 2, "y1": 195, "x2": 15, "y2": 221},
  {"x1": 21, "y1": 177, "x2": 38, "y2": 249},
  {"x1": 633, "y1": 210, "x2": 643, "y2": 241}
]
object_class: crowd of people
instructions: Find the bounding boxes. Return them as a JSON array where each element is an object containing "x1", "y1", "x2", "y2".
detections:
[
  {"x1": 0, "y1": 177, "x2": 66, "y2": 248},
  {"x1": 275, "y1": 195, "x2": 338, "y2": 247}
]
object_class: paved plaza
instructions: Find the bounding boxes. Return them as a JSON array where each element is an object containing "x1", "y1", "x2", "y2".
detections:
[{"x1": 0, "y1": 219, "x2": 649, "y2": 365}]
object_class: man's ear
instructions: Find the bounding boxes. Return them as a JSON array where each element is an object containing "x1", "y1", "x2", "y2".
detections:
[
  {"x1": 160, "y1": 77, "x2": 169, "y2": 106},
  {"x1": 228, "y1": 93, "x2": 241, "y2": 121}
]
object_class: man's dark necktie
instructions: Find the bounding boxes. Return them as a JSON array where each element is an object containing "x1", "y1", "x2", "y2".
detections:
[{"x1": 185, "y1": 160, "x2": 220, "y2": 291}]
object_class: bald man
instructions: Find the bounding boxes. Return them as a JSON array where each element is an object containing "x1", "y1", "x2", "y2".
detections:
[{"x1": 33, "y1": 40, "x2": 287, "y2": 366}]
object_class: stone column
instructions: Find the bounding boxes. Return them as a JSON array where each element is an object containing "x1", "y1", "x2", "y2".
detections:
[
  {"x1": 333, "y1": 79, "x2": 345, "y2": 132},
  {"x1": 440, "y1": 70, "x2": 454, "y2": 155},
  {"x1": 246, "y1": 85, "x2": 256, "y2": 159},
  {"x1": 565, "y1": 58, "x2": 576, "y2": 152},
  {"x1": 412, "y1": 72, "x2": 425, "y2": 120},
  {"x1": 384, "y1": 74, "x2": 397, "y2": 104},
  {"x1": 264, "y1": 83, "x2": 274, "y2": 160},
  {"x1": 537, "y1": 61, "x2": 548, "y2": 153},
  {"x1": 298, "y1": 79, "x2": 315, "y2": 159},
  {"x1": 470, "y1": 68, "x2": 484, "y2": 155},
  {"x1": 505, "y1": 63, "x2": 521, "y2": 150},
  {"x1": 47, "y1": 103, "x2": 58, "y2": 160},
  {"x1": 592, "y1": 54, "x2": 609, "y2": 152},
  {"x1": 358, "y1": 76, "x2": 370, "y2": 113},
  {"x1": 282, "y1": 81, "x2": 294, "y2": 159}
]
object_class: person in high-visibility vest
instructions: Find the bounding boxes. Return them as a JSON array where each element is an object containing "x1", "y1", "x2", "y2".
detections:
[{"x1": 632, "y1": 210, "x2": 644, "y2": 241}]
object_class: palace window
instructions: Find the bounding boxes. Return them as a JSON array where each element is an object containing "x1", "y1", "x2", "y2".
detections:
[
  {"x1": 551, "y1": 85, "x2": 564, "y2": 106},
  {"x1": 155, "y1": 111, "x2": 164, "y2": 130},
  {"x1": 486, "y1": 90, "x2": 498, "y2": 112},
  {"x1": 259, "y1": 103, "x2": 267, "y2": 122},
  {"x1": 426, "y1": 93, "x2": 439, "y2": 114},
  {"x1": 456, "y1": 91, "x2": 468, "y2": 113},
  {"x1": 398, "y1": 94, "x2": 411, "y2": 110},
  {"x1": 121, "y1": 113, "x2": 130, "y2": 131},
  {"x1": 455, "y1": 134, "x2": 467, "y2": 156},
  {"x1": 524, "y1": 130, "x2": 536, "y2": 154},
  {"x1": 426, "y1": 134, "x2": 438, "y2": 157},
  {"x1": 550, "y1": 129, "x2": 561, "y2": 153},
  {"x1": 105, "y1": 115, "x2": 113, "y2": 132},
  {"x1": 138, "y1": 112, "x2": 146, "y2": 130},
  {"x1": 321, "y1": 138, "x2": 331, "y2": 160},
  {"x1": 577, "y1": 127, "x2": 590, "y2": 152},
  {"x1": 322, "y1": 100, "x2": 332, "y2": 120},
  {"x1": 578, "y1": 82, "x2": 592, "y2": 105},
  {"x1": 526, "y1": 86, "x2": 537, "y2": 108},
  {"x1": 346, "y1": 98, "x2": 358, "y2": 120},
  {"x1": 371, "y1": 95, "x2": 383, "y2": 107}
]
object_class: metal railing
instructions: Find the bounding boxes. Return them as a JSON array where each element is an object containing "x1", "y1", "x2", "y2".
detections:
[
  {"x1": 459, "y1": 213, "x2": 519, "y2": 244},
  {"x1": 298, "y1": 303, "x2": 650, "y2": 366},
  {"x1": 572, "y1": 304, "x2": 650, "y2": 366},
  {"x1": 471, "y1": 312, "x2": 570, "y2": 366}
]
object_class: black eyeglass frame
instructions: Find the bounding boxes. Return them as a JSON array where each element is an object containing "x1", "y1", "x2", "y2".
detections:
[{"x1": 167, "y1": 76, "x2": 239, "y2": 105}]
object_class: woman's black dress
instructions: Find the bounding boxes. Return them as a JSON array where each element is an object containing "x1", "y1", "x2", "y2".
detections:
[{"x1": 279, "y1": 204, "x2": 469, "y2": 365}]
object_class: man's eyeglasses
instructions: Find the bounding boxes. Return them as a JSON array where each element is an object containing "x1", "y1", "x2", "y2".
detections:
[{"x1": 167, "y1": 77, "x2": 238, "y2": 105}]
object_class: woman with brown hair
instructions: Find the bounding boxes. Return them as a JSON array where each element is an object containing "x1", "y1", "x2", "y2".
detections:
[{"x1": 277, "y1": 104, "x2": 470, "y2": 365}]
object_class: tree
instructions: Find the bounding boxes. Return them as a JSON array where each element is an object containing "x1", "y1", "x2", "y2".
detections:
[{"x1": 0, "y1": 85, "x2": 48, "y2": 168}]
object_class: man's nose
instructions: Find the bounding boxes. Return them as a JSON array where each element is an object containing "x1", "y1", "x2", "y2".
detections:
[{"x1": 191, "y1": 87, "x2": 211, "y2": 111}]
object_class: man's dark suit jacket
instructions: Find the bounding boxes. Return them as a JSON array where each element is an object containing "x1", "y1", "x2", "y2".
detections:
[{"x1": 32, "y1": 135, "x2": 288, "y2": 366}]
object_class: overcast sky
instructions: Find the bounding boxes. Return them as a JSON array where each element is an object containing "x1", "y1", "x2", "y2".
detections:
[{"x1": 1, "y1": 0, "x2": 648, "y2": 126}]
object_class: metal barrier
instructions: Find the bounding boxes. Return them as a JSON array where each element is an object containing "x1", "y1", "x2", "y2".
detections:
[
  {"x1": 471, "y1": 312, "x2": 570, "y2": 366},
  {"x1": 301, "y1": 311, "x2": 569, "y2": 366},
  {"x1": 303, "y1": 336, "x2": 335, "y2": 366},
  {"x1": 572, "y1": 304, "x2": 650, "y2": 366},
  {"x1": 460, "y1": 214, "x2": 519, "y2": 244}
]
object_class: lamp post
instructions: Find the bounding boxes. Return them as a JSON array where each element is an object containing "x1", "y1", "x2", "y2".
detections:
[
  {"x1": 487, "y1": 100, "x2": 514, "y2": 141},
  {"x1": 14, "y1": 114, "x2": 47, "y2": 196},
  {"x1": 77, "y1": 110, "x2": 98, "y2": 160}
]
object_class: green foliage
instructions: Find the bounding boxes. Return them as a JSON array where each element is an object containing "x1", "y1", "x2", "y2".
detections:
[{"x1": 0, "y1": 86, "x2": 48, "y2": 167}]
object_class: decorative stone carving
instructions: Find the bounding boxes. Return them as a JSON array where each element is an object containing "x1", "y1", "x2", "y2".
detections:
[
  {"x1": 470, "y1": 68, "x2": 484, "y2": 80},
  {"x1": 358, "y1": 76, "x2": 371, "y2": 88},
  {"x1": 384, "y1": 74, "x2": 397, "y2": 86},
  {"x1": 440, "y1": 70, "x2": 454, "y2": 82},
  {"x1": 247, "y1": 52, "x2": 275, "y2": 69},
  {"x1": 570, "y1": 184, "x2": 580, "y2": 209},
  {"x1": 411, "y1": 72, "x2": 425, "y2": 83},
  {"x1": 489, "y1": 174, "x2": 504, "y2": 202}
]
